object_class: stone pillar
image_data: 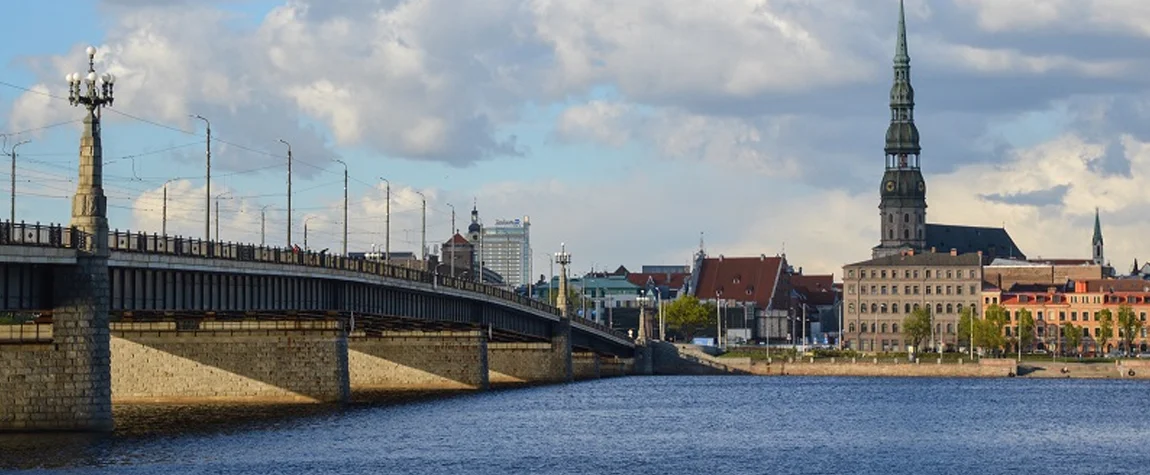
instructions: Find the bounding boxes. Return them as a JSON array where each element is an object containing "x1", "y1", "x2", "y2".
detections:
[
  {"x1": 572, "y1": 353, "x2": 601, "y2": 380},
  {"x1": 551, "y1": 318, "x2": 573, "y2": 382},
  {"x1": 632, "y1": 344, "x2": 653, "y2": 376},
  {"x1": 0, "y1": 110, "x2": 113, "y2": 431}
]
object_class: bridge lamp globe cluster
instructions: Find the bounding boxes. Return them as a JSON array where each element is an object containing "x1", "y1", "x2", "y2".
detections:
[{"x1": 66, "y1": 46, "x2": 115, "y2": 109}]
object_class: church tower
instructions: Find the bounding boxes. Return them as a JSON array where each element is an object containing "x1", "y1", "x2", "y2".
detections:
[
  {"x1": 874, "y1": 0, "x2": 927, "y2": 259},
  {"x1": 1092, "y1": 208, "x2": 1104, "y2": 265}
]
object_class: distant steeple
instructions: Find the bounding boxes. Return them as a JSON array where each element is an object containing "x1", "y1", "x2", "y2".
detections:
[
  {"x1": 885, "y1": 0, "x2": 920, "y2": 160},
  {"x1": 1093, "y1": 207, "x2": 1104, "y2": 265}
]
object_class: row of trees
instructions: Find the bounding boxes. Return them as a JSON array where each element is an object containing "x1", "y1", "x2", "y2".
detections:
[{"x1": 903, "y1": 304, "x2": 1145, "y2": 356}]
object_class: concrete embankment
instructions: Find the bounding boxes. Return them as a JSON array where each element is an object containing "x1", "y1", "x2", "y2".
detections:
[
  {"x1": 1019, "y1": 360, "x2": 1150, "y2": 379},
  {"x1": 652, "y1": 343, "x2": 1017, "y2": 378}
]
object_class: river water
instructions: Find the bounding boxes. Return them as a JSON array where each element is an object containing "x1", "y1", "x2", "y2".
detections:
[{"x1": 2, "y1": 376, "x2": 1149, "y2": 474}]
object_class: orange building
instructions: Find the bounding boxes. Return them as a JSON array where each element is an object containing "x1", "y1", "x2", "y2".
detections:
[{"x1": 983, "y1": 279, "x2": 1150, "y2": 355}]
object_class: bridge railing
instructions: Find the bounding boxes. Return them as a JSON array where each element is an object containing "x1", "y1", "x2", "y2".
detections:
[
  {"x1": 105, "y1": 230, "x2": 629, "y2": 342},
  {"x1": 0, "y1": 222, "x2": 84, "y2": 249}
]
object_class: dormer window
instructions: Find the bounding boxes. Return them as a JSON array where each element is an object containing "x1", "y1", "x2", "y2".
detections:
[{"x1": 732, "y1": 274, "x2": 742, "y2": 284}]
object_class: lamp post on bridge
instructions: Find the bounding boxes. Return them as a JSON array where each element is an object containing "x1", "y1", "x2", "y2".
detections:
[
  {"x1": 161, "y1": 178, "x2": 177, "y2": 236},
  {"x1": 214, "y1": 190, "x2": 232, "y2": 241},
  {"x1": 304, "y1": 216, "x2": 316, "y2": 251},
  {"x1": 554, "y1": 243, "x2": 571, "y2": 318},
  {"x1": 446, "y1": 202, "x2": 455, "y2": 278},
  {"x1": 334, "y1": 159, "x2": 348, "y2": 256},
  {"x1": 414, "y1": 190, "x2": 426, "y2": 262},
  {"x1": 260, "y1": 204, "x2": 272, "y2": 246},
  {"x1": 278, "y1": 139, "x2": 292, "y2": 247},
  {"x1": 9, "y1": 139, "x2": 30, "y2": 226},
  {"x1": 190, "y1": 114, "x2": 210, "y2": 242},
  {"x1": 65, "y1": 45, "x2": 114, "y2": 253},
  {"x1": 379, "y1": 177, "x2": 390, "y2": 263}
]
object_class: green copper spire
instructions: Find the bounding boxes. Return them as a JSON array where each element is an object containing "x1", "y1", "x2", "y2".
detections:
[
  {"x1": 895, "y1": 0, "x2": 909, "y2": 64},
  {"x1": 1093, "y1": 207, "x2": 1103, "y2": 244},
  {"x1": 885, "y1": 0, "x2": 920, "y2": 159}
]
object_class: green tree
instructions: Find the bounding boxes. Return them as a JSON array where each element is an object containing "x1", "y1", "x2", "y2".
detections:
[
  {"x1": 1062, "y1": 322, "x2": 1082, "y2": 357},
  {"x1": 1098, "y1": 308, "x2": 1115, "y2": 355},
  {"x1": 903, "y1": 307, "x2": 932, "y2": 355},
  {"x1": 1017, "y1": 308, "x2": 1035, "y2": 352},
  {"x1": 1116, "y1": 305, "x2": 1143, "y2": 356},
  {"x1": 664, "y1": 296, "x2": 715, "y2": 341},
  {"x1": 958, "y1": 307, "x2": 975, "y2": 353},
  {"x1": 979, "y1": 304, "x2": 1009, "y2": 355}
]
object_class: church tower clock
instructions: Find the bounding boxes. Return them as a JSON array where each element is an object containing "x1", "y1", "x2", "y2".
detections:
[{"x1": 874, "y1": 0, "x2": 927, "y2": 259}]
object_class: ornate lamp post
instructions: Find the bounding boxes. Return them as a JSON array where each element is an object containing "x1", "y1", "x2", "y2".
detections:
[
  {"x1": 66, "y1": 46, "x2": 114, "y2": 253},
  {"x1": 554, "y1": 243, "x2": 571, "y2": 318}
]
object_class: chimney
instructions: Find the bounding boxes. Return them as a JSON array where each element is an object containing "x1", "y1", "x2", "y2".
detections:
[
  {"x1": 718, "y1": 254, "x2": 724, "y2": 262},
  {"x1": 950, "y1": 248, "x2": 958, "y2": 256}
]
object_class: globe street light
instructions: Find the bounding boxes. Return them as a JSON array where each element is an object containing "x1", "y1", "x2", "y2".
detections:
[{"x1": 66, "y1": 45, "x2": 114, "y2": 251}]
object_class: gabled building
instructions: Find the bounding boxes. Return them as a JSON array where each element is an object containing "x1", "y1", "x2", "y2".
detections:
[
  {"x1": 691, "y1": 253, "x2": 793, "y2": 343},
  {"x1": 792, "y1": 272, "x2": 841, "y2": 344},
  {"x1": 626, "y1": 270, "x2": 689, "y2": 300}
]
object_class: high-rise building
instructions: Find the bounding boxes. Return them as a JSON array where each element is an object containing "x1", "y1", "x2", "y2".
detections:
[{"x1": 467, "y1": 205, "x2": 531, "y2": 289}]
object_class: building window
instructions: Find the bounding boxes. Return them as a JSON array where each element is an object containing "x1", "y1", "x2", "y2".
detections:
[
  {"x1": 871, "y1": 303, "x2": 878, "y2": 313},
  {"x1": 935, "y1": 303, "x2": 943, "y2": 314},
  {"x1": 881, "y1": 270, "x2": 887, "y2": 279},
  {"x1": 946, "y1": 270, "x2": 953, "y2": 279},
  {"x1": 870, "y1": 270, "x2": 876, "y2": 278},
  {"x1": 957, "y1": 303, "x2": 964, "y2": 313},
  {"x1": 848, "y1": 285, "x2": 856, "y2": 295},
  {"x1": 1071, "y1": 311, "x2": 1077, "y2": 321},
  {"x1": 904, "y1": 303, "x2": 911, "y2": 313},
  {"x1": 926, "y1": 286, "x2": 932, "y2": 295},
  {"x1": 888, "y1": 229, "x2": 894, "y2": 239},
  {"x1": 892, "y1": 286, "x2": 899, "y2": 295},
  {"x1": 870, "y1": 285, "x2": 876, "y2": 294},
  {"x1": 913, "y1": 303, "x2": 920, "y2": 311},
  {"x1": 848, "y1": 270, "x2": 855, "y2": 278},
  {"x1": 881, "y1": 303, "x2": 888, "y2": 313},
  {"x1": 913, "y1": 285, "x2": 920, "y2": 295},
  {"x1": 946, "y1": 303, "x2": 953, "y2": 314},
  {"x1": 956, "y1": 286, "x2": 963, "y2": 295},
  {"x1": 926, "y1": 270, "x2": 932, "y2": 278},
  {"x1": 904, "y1": 229, "x2": 910, "y2": 239},
  {"x1": 1094, "y1": 328, "x2": 1100, "y2": 337},
  {"x1": 947, "y1": 323, "x2": 954, "y2": 334},
  {"x1": 849, "y1": 323, "x2": 856, "y2": 332},
  {"x1": 892, "y1": 323, "x2": 900, "y2": 333},
  {"x1": 1060, "y1": 312, "x2": 1066, "y2": 321},
  {"x1": 889, "y1": 214, "x2": 894, "y2": 223},
  {"x1": 904, "y1": 285, "x2": 911, "y2": 295},
  {"x1": 1142, "y1": 312, "x2": 1147, "y2": 322},
  {"x1": 970, "y1": 285, "x2": 976, "y2": 295},
  {"x1": 881, "y1": 286, "x2": 888, "y2": 295},
  {"x1": 937, "y1": 286, "x2": 943, "y2": 295},
  {"x1": 882, "y1": 323, "x2": 889, "y2": 333},
  {"x1": 913, "y1": 270, "x2": 919, "y2": 278}
]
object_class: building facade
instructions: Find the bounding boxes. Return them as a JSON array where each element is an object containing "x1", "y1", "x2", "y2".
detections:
[
  {"x1": 843, "y1": 251, "x2": 983, "y2": 352},
  {"x1": 985, "y1": 279, "x2": 1150, "y2": 355}
]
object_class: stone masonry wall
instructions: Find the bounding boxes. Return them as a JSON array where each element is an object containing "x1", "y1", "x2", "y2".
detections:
[
  {"x1": 488, "y1": 343, "x2": 565, "y2": 385},
  {"x1": 349, "y1": 331, "x2": 488, "y2": 392},
  {"x1": 0, "y1": 259, "x2": 112, "y2": 431},
  {"x1": 111, "y1": 330, "x2": 349, "y2": 403},
  {"x1": 572, "y1": 353, "x2": 600, "y2": 380}
]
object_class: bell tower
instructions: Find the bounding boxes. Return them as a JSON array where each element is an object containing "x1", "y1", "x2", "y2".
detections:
[{"x1": 874, "y1": 0, "x2": 927, "y2": 259}]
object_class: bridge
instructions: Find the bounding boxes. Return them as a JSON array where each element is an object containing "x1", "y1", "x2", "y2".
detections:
[{"x1": 0, "y1": 49, "x2": 645, "y2": 432}]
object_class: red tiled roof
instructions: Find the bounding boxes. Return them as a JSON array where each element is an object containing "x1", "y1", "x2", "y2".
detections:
[
  {"x1": 625, "y1": 272, "x2": 688, "y2": 289},
  {"x1": 1084, "y1": 279, "x2": 1150, "y2": 293},
  {"x1": 792, "y1": 274, "x2": 836, "y2": 306},
  {"x1": 445, "y1": 233, "x2": 471, "y2": 245},
  {"x1": 693, "y1": 256, "x2": 785, "y2": 309}
]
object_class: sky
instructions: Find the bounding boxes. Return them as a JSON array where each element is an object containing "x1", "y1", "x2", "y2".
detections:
[{"x1": 3, "y1": 0, "x2": 1150, "y2": 280}]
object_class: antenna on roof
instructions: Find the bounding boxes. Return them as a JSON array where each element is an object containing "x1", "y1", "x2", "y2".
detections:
[{"x1": 699, "y1": 231, "x2": 705, "y2": 254}]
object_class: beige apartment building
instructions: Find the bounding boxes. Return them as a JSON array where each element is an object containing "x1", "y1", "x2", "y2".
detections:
[{"x1": 842, "y1": 250, "x2": 983, "y2": 352}]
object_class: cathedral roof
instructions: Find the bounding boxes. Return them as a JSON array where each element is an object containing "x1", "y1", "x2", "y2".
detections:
[{"x1": 924, "y1": 224, "x2": 1026, "y2": 262}]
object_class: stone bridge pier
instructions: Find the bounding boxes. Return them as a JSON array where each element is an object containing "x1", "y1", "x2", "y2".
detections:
[{"x1": 110, "y1": 321, "x2": 349, "y2": 404}]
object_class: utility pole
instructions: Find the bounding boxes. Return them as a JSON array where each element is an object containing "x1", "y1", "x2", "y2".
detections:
[
  {"x1": 304, "y1": 216, "x2": 315, "y2": 251},
  {"x1": 414, "y1": 190, "x2": 426, "y2": 262},
  {"x1": 335, "y1": 159, "x2": 348, "y2": 255},
  {"x1": 379, "y1": 177, "x2": 389, "y2": 262},
  {"x1": 715, "y1": 296, "x2": 723, "y2": 348},
  {"x1": 279, "y1": 139, "x2": 292, "y2": 247},
  {"x1": 10, "y1": 139, "x2": 30, "y2": 225},
  {"x1": 213, "y1": 191, "x2": 230, "y2": 241},
  {"x1": 191, "y1": 115, "x2": 210, "y2": 241},
  {"x1": 447, "y1": 203, "x2": 455, "y2": 278},
  {"x1": 260, "y1": 204, "x2": 271, "y2": 246}
]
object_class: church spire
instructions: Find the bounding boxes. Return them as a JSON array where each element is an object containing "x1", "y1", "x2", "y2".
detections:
[
  {"x1": 1093, "y1": 207, "x2": 1104, "y2": 265},
  {"x1": 895, "y1": 0, "x2": 909, "y2": 64},
  {"x1": 885, "y1": 0, "x2": 920, "y2": 165}
]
